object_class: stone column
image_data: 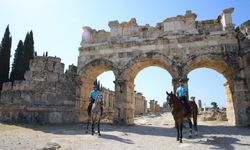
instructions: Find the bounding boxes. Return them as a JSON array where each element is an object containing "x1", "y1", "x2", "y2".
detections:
[
  {"x1": 231, "y1": 79, "x2": 250, "y2": 126},
  {"x1": 144, "y1": 99, "x2": 147, "y2": 114},
  {"x1": 220, "y1": 8, "x2": 234, "y2": 31},
  {"x1": 224, "y1": 81, "x2": 236, "y2": 125},
  {"x1": 113, "y1": 79, "x2": 134, "y2": 125},
  {"x1": 149, "y1": 100, "x2": 155, "y2": 112}
]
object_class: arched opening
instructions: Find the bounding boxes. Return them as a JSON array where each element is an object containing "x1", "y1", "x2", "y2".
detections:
[
  {"x1": 134, "y1": 66, "x2": 172, "y2": 114},
  {"x1": 188, "y1": 68, "x2": 227, "y2": 117},
  {"x1": 185, "y1": 58, "x2": 235, "y2": 125},
  {"x1": 78, "y1": 59, "x2": 116, "y2": 121},
  {"x1": 97, "y1": 71, "x2": 115, "y2": 121},
  {"x1": 123, "y1": 53, "x2": 176, "y2": 122}
]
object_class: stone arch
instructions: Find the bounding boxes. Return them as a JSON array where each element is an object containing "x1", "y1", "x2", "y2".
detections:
[
  {"x1": 183, "y1": 54, "x2": 236, "y2": 125},
  {"x1": 123, "y1": 51, "x2": 178, "y2": 82},
  {"x1": 114, "y1": 52, "x2": 176, "y2": 124},
  {"x1": 78, "y1": 59, "x2": 117, "y2": 117}
]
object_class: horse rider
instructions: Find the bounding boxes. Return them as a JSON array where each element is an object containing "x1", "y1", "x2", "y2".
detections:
[
  {"x1": 176, "y1": 78, "x2": 191, "y2": 116},
  {"x1": 87, "y1": 85, "x2": 103, "y2": 116}
]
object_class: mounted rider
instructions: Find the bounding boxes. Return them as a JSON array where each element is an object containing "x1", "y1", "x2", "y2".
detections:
[
  {"x1": 176, "y1": 78, "x2": 191, "y2": 116},
  {"x1": 87, "y1": 85, "x2": 103, "y2": 116}
]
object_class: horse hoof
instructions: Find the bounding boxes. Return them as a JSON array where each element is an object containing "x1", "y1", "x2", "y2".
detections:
[
  {"x1": 180, "y1": 140, "x2": 182, "y2": 143},
  {"x1": 98, "y1": 133, "x2": 101, "y2": 136},
  {"x1": 194, "y1": 131, "x2": 198, "y2": 136},
  {"x1": 177, "y1": 138, "x2": 179, "y2": 141}
]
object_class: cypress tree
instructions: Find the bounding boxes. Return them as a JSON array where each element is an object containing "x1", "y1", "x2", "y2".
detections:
[
  {"x1": 0, "y1": 25, "x2": 12, "y2": 89},
  {"x1": 10, "y1": 40, "x2": 25, "y2": 81},
  {"x1": 23, "y1": 31, "x2": 34, "y2": 72}
]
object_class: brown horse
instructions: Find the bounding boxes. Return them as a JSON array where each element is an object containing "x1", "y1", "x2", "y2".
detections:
[{"x1": 166, "y1": 91, "x2": 198, "y2": 143}]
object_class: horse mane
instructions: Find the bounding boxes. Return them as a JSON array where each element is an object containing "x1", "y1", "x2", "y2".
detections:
[
  {"x1": 91, "y1": 93, "x2": 103, "y2": 112},
  {"x1": 168, "y1": 92, "x2": 183, "y2": 107}
]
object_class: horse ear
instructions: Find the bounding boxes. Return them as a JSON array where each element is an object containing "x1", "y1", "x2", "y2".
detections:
[
  {"x1": 166, "y1": 91, "x2": 169, "y2": 95},
  {"x1": 170, "y1": 91, "x2": 173, "y2": 94}
]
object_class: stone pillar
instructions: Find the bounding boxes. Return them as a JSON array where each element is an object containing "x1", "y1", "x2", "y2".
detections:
[
  {"x1": 149, "y1": 100, "x2": 155, "y2": 112},
  {"x1": 220, "y1": 8, "x2": 234, "y2": 31},
  {"x1": 224, "y1": 81, "x2": 236, "y2": 125},
  {"x1": 198, "y1": 100, "x2": 202, "y2": 109},
  {"x1": 144, "y1": 99, "x2": 147, "y2": 114},
  {"x1": 232, "y1": 79, "x2": 250, "y2": 126},
  {"x1": 113, "y1": 79, "x2": 134, "y2": 125}
]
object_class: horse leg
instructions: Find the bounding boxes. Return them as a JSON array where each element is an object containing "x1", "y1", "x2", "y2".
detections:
[
  {"x1": 193, "y1": 116, "x2": 198, "y2": 136},
  {"x1": 91, "y1": 119, "x2": 95, "y2": 135},
  {"x1": 175, "y1": 122, "x2": 180, "y2": 141},
  {"x1": 97, "y1": 118, "x2": 101, "y2": 136},
  {"x1": 179, "y1": 122, "x2": 183, "y2": 143},
  {"x1": 86, "y1": 116, "x2": 90, "y2": 134},
  {"x1": 188, "y1": 118, "x2": 193, "y2": 138}
]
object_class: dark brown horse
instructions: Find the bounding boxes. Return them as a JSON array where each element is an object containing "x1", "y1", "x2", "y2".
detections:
[{"x1": 166, "y1": 91, "x2": 198, "y2": 143}]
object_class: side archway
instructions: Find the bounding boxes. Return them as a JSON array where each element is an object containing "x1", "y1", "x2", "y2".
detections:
[
  {"x1": 78, "y1": 59, "x2": 117, "y2": 121},
  {"x1": 184, "y1": 55, "x2": 236, "y2": 125}
]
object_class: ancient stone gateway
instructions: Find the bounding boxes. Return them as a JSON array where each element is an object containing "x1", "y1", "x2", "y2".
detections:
[{"x1": 78, "y1": 8, "x2": 250, "y2": 126}]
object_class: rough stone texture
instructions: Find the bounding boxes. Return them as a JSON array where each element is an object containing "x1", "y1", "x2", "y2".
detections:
[
  {"x1": 78, "y1": 8, "x2": 250, "y2": 126},
  {"x1": 0, "y1": 56, "x2": 82, "y2": 123},
  {"x1": 201, "y1": 109, "x2": 228, "y2": 121}
]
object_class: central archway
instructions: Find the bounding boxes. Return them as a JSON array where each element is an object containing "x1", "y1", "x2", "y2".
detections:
[{"x1": 119, "y1": 52, "x2": 177, "y2": 124}]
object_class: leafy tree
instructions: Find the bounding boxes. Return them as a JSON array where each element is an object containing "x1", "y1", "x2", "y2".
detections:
[
  {"x1": 211, "y1": 101, "x2": 218, "y2": 109},
  {"x1": 0, "y1": 25, "x2": 12, "y2": 89},
  {"x1": 10, "y1": 40, "x2": 25, "y2": 81}
]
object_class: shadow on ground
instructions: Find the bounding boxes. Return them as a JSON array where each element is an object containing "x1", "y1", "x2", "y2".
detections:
[{"x1": 1, "y1": 119, "x2": 250, "y2": 148}]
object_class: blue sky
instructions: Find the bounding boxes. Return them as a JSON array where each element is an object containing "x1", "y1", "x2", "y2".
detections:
[{"x1": 1, "y1": 0, "x2": 250, "y2": 108}]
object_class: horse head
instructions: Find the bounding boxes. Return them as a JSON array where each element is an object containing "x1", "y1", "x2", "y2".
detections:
[{"x1": 166, "y1": 91, "x2": 175, "y2": 106}]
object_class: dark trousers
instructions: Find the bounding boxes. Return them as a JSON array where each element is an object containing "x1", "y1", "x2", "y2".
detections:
[
  {"x1": 87, "y1": 102, "x2": 93, "y2": 115},
  {"x1": 179, "y1": 96, "x2": 191, "y2": 114}
]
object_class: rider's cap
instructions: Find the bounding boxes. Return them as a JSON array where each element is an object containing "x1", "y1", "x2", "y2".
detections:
[{"x1": 179, "y1": 79, "x2": 183, "y2": 82}]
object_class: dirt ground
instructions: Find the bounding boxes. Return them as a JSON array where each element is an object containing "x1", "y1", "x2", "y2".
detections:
[{"x1": 0, "y1": 112, "x2": 250, "y2": 150}]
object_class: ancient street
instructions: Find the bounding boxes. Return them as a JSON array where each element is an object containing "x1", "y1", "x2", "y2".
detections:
[{"x1": 0, "y1": 113, "x2": 249, "y2": 150}]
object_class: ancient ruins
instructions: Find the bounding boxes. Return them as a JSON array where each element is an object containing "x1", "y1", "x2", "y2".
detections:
[{"x1": 0, "y1": 8, "x2": 250, "y2": 126}]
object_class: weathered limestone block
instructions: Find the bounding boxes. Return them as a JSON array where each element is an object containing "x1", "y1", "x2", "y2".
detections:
[
  {"x1": 109, "y1": 18, "x2": 139, "y2": 37},
  {"x1": 197, "y1": 19, "x2": 223, "y2": 34},
  {"x1": 81, "y1": 26, "x2": 110, "y2": 46},
  {"x1": 2, "y1": 82, "x2": 12, "y2": 91},
  {"x1": 49, "y1": 112, "x2": 62, "y2": 123},
  {"x1": 163, "y1": 10, "x2": 198, "y2": 34},
  {"x1": 28, "y1": 56, "x2": 64, "y2": 73},
  {"x1": 239, "y1": 20, "x2": 250, "y2": 39}
]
